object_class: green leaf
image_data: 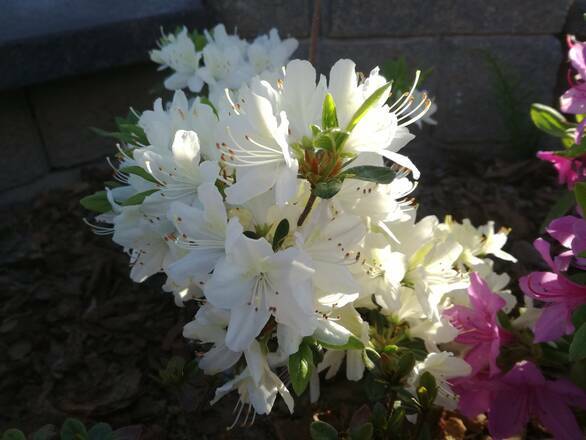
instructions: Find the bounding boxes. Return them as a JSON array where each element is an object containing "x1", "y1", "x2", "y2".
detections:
[
  {"x1": 388, "y1": 407, "x2": 406, "y2": 433},
  {"x1": 573, "y1": 304, "x2": 586, "y2": 328},
  {"x1": 342, "y1": 166, "x2": 396, "y2": 184},
  {"x1": 322, "y1": 93, "x2": 339, "y2": 130},
  {"x1": 540, "y1": 191, "x2": 575, "y2": 232},
  {"x1": 530, "y1": 103, "x2": 572, "y2": 137},
  {"x1": 570, "y1": 323, "x2": 586, "y2": 361},
  {"x1": 552, "y1": 141, "x2": 586, "y2": 158},
  {"x1": 61, "y1": 418, "x2": 88, "y2": 440},
  {"x1": 372, "y1": 402, "x2": 388, "y2": 431},
  {"x1": 87, "y1": 423, "x2": 114, "y2": 440},
  {"x1": 313, "y1": 179, "x2": 343, "y2": 199},
  {"x1": 396, "y1": 352, "x2": 416, "y2": 379},
  {"x1": 346, "y1": 82, "x2": 392, "y2": 133},
  {"x1": 288, "y1": 343, "x2": 314, "y2": 396},
  {"x1": 121, "y1": 189, "x2": 159, "y2": 206},
  {"x1": 80, "y1": 191, "x2": 112, "y2": 214},
  {"x1": 32, "y1": 425, "x2": 57, "y2": 440},
  {"x1": 417, "y1": 372, "x2": 438, "y2": 408},
  {"x1": 497, "y1": 310, "x2": 514, "y2": 332},
  {"x1": 570, "y1": 272, "x2": 586, "y2": 285},
  {"x1": 310, "y1": 421, "x2": 338, "y2": 440},
  {"x1": 316, "y1": 334, "x2": 364, "y2": 351},
  {"x1": 1, "y1": 429, "x2": 26, "y2": 440},
  {"x1": 350, "y1": 423, "x2": 373, "y2": 440},
  {"x1": 272, "y1": 219, "x2": 290, "y2": 251},
  {"x1": 119, "y1": 166, "x2": 159, "y2": 184},
  {"x1": 575, "y1": 182, "x2": 586, "y2": 216}
]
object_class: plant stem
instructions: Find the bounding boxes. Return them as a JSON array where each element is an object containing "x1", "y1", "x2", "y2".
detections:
[
  {"x1": 309, "y1": 0, "x2": 321, "y2": 65},
  {"x1": 297, "y1": 193, "x2": 317, "y2": 227}
]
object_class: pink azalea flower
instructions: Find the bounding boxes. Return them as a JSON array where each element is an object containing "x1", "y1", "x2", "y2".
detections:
[
  {"x1": 548, "y1": 215, "x2": 586, "y2": 268},
  {"x1": 444, "y1": 273, "x2": 512, "y2": 376},
  {"x1": 537, "y1": 150, "x2": 586, "y2": 189},
  {"x1": 561, "y1": 42, "x2": 586, "y2": 115},
  {"x1": 488, "y1": 361, "x2": 586, "y2": 439},
  {"x1": 519, "y1": 238, "x2": 586, "y2": 342},
  {"x1": 451, "y1": 372, "x2": 494, "y2": 420}
]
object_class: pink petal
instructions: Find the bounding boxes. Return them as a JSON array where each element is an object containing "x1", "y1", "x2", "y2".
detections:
[
  {"x1": 488, "y1": 387, "x2": 530, "y2": 439},
  {"x1": 569, "y1": 42, "x2": 586, "y2": 80},
  {"x1": 560, "y1": 83, "x2": 586, "y2": 114},
  {"x1": 535, "y1": 388, "x2": 585, "y2": 439},
  {"x1": 547, "y1": 216, "x2": 578, "y2": 248},
  {"x1": 533, "y1": 303, "x2": 574, "y2": 343}
]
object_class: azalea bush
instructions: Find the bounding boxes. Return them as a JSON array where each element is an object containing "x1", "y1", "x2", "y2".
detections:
[{"x1": 78, "y1": 23, "x2": 586, "y2": 438}]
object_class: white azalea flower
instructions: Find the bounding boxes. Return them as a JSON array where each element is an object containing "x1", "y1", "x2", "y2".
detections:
[
  {"x1": 133, "y1": 130, "x2": 219, "y2": 214},
  {"x1": 211, "y1": 340, "x2": 294, "y2": 426},
  {"x1": 204, "y1": 223, "x2": 316, "y2": 352},
  {"x1": 139, "y1": 91, "x2": 220, "y2": 160},
  {"x1": 248, "y1": 29, "x2": 299, "y2": 74},
  {"x1": 166, "y1": 183, "x2": 230, "y2": 286},
  {"x1": 150, "y1": 27, "x2": 203, "y2": 92},
  {"x1": 410, "y1": 352, "x2": 471, "y2": 411}
]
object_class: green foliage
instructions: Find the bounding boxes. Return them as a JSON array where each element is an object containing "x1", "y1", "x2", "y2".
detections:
[
  {"x1": 157, "y1": 356, "x2": 200, "y2": 387},
  {"x1": 313, "y1": 179, "x2": 344, "y2": 199},
  {"x1": 91, "y1": 111, "x2": 148, "y2": 147},
  {"x1": 1, "y1": 430, "x2": 26, "y2": 440},
  {"x1": 530, "y1": 104, "x2": 573, "y2": 138},
  {"x1": 575, "y1": 182, "x2": 586, "y2": 216},
  {"x1": 482, "y1": 51, "x2": 539, "y2": 158},
  {"x1": 341, "y1": 166, "x2": 396, "y2": 184},
  {"x1": 322, "y1": 93, "x2": 339, "y2": 130},
  {"x1": 288, "y1": 340, "x2": 315, "y2": 396},
  {"x1": 570, "y1": 323, "x2": 586, "y2": 361},
  {"x1": 120, "y1": 189, "x2": 159, "y2": 206},
  {"x1": 310, "y1": 421, "x2": 338, "y2": 440},
  {"x1": 346, "y1": 82, "x2": 392, "y2": 133},
  {"x1": 61, "y1": 418, "x2": 89, "y2": 440},
  {"x1": 381, "y1": 57, "x2": 433, "y2": 96},
  {"x1": 272, "y1": 219, "x2": 290, "y2": 251},
  {"x1": 80, "y1": 191, "x2": 112, "y2": 214},
  {"x1": 540, "y1": 191, "x2": 576, "y2": 232}
]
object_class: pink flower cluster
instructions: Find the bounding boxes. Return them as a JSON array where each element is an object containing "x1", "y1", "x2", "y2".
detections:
[
  {"x1": 445, "y1": 273, "x2": 586, "y2": 438},
  {"x1": 538, "y1": 39, "x2": 586, "y2": 189},
  {"x1": 520, "y1": 215, "x2": 586, "y2": 342}
]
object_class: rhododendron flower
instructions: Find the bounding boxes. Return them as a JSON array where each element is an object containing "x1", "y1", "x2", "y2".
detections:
[
  {"x1": 204, "y1": 220, "x2": 316, "y2": 351},
  {"x1": 519, "y1": 238, "x2": 586, "y2": 342},
  {"x1": 547, "y1": 215, "x2": 586, "y2": 268},
  {"x1": 488, "y1": 361, "x2": 586, "y2": 439},
  {"x1": 444, "y1": 273, "x2": 512, "y2": 376},
  {"x1": 537, "y1": 150, "x2": 586, "y2": 189},
  {"x1": 561, "y1": 41, "x2": 586, "y2": 115}
]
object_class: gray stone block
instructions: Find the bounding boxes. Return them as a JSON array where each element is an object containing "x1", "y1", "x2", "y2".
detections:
[
  {"x1": 0, "y1": 91, "x2": 48, "y2": 191},
  {"x1": 318, "y1": 37, "x2": 442, "y2": 92},
  {"x1": 565, "y1": 0, "x2": 586, "y2": 35},
  {"x1": 327, "y1": 0, "x2": 573, "y2": 37},
  {"x1": 434, "y1": 36, "x2": 562, "y2": 143},
  {"x1": 30, "y1": 64, "x2": 166, "y2": 168},
  {"x1": 208, "y1": 0, "x2": 312, "y2": 38},
  {"x1": 0, "y1": 0, "x2": 212, "y2": 90}
]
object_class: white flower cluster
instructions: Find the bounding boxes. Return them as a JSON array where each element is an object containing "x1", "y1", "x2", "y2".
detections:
[
  {"x1": 151, "y1": 24, "x2": 298, "y2": 103},
  {"x1": 86, "y1": 25, "x2": 517, "y2": 423}
]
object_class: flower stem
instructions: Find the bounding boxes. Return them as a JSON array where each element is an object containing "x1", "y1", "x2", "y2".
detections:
[
  {"x1": 309, "y1": 0, "x2": 321, "y2": 65},
  {"x1": 297, "y1": 193, "x2": 317, "y2": 227}
]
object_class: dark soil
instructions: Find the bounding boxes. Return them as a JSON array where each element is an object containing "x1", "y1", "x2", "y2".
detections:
[{"x1": 0, "y1": 149, "x2": 558, "y2": 439}]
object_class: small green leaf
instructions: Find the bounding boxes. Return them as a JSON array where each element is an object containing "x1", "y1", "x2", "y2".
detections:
[
  {"x1": 552, "y1": 141, "x2": 586, "y2": 158},
  {"x1": 80, "y1": 191, "x2": 112, "y2": 214},
  {"x1": 322, "y1": 93, "x2": 339, "y2": 129},
  {"x1": 32, "y1": 425, "x2": 57, "y2": 440},
  {"x1": 61, "y1": 418, "x2": 88, "y2": 440},
  {"x1": 417, "y1": 372, "x2": 438, "y2": 408},
  {"x1": 350, "y1": 423, "x2": 373, "y2": 440},
  {"x1": 119, "y1": 166, "x2": 159, "y2": 184},
  {"x1": 497, "y1": 310, "x2": 514, "y2": 332},
  {"x1": 530, "y1": 103, "x2": 572, "y2": 137},
  {"x1": 388, "y1": 407, "x2": 406, "y2": 432},
  {"x1": 121, "y1": 189, "x2": 159, "y2": 206},
  {"x1": 272, "y1": 219, "x2": 290, "y2": 251},
  {"x1": 570, "y1": 272, "x2": 586, "y2": 285},
  {"x1": 573, "y1": 304, "x2": 586, "y2": 328},
  {"x1": 346, "y1": 82, "x2": 392, "y2": 133},
  {"x1": 288, "y1": 343, "x2": 314, "y2": 396},
  {"x1": 313, "y1": 179, "x2": 343, "y2": 199},
  {"x1": 87, "y1": 423, "x2": 114, "y2": 440},
  {"x1": 1, "y1": 429, "x2": 26, "y2": 440},
  {"x1": 540, "y1": 191, "x2": 576, "y2": 232},
  {"x1": 372, "y1": 402, "x2": 388, "y2": 431},
  {"x1": 570, "y1": 323, "x2": 586, "y2": 361},
  {"x1": 575, "y1": 182, "x2": 586, "y2": 216},
  {"x1": 310, "y1": 421, "x2": 338, "y2": 440},
  {"x1": 317, "y1": 335, "x2": 364, "y2": 351},
  {"x1": 342, "y1": 166, "x2": 396, "y2": 184},
  {"x1": 396, "y1": 352, "x2": 416, "y2": 379}
]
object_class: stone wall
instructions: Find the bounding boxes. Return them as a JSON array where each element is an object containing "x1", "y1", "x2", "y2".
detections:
[{"x1": 1, "y1": 0, "x2": 584, "y2": 205}]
